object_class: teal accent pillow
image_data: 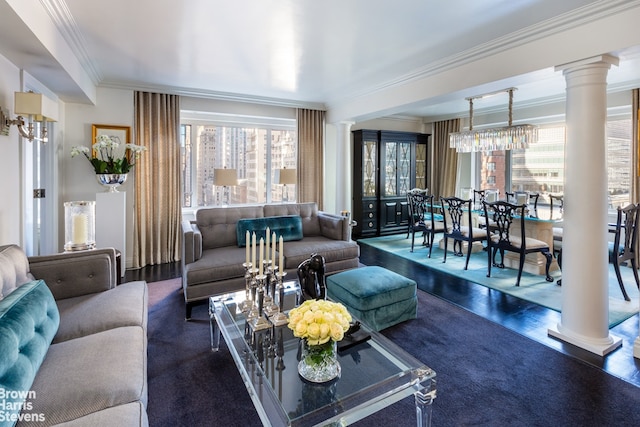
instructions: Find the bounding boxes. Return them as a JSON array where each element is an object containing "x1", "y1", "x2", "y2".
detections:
[
  {"x1": 237, "y1": 215, "x2": 304, "y2": 247},
  {"x1": 0, "y1": 280, "x2": 59, "y2": 426}
]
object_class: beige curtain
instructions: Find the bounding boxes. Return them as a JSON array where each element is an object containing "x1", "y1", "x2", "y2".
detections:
[
  {"x1": 431, "y1": 119, "x2": 460, "y2": 201},
  {"x1": 631, "y1": 89, "x2": 640, "y2": 203},
  {"x1": 132, "y1": 92, "x2": 182, "y2": 268},
  {"x1": 296, "y1": 109, "x2": 325, "y2": 208}
]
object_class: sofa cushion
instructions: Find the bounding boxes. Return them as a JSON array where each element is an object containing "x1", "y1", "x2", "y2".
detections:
[
  {"x1": 53, "y1": 281, "x2": 148, "y2": 343},
  {"x1": 196, "y1": 205, "x2": 264, "y2": 250},
  {"x1": 236, "y1": 215, "x2": 303, "y2": 246},
  {"x1": 0, "y1": 280, "x2": 59, "y2": 426},
  {"x1": 280, "y1": 237, "x2": 360, "y2": 270},
  {"x1": 0, "y1": 244, "x2": 36, "y2": 299},
  {"x1": 184, "y1": 247, "x2": 247, "y2": 287},
  {"x1": 25, "y1": 326, "x2": 147, "y2": 426},
  {"x1": 48, "y1": 402, "x2": 148, "y2": 427},
  {"x1": 264, "y1": 203, "x2": 321, "y2": 236}
]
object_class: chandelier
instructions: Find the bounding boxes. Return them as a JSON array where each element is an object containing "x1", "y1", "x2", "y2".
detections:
[{"x1": 449, "y1": 88, "x2": 538, "y2": 153}]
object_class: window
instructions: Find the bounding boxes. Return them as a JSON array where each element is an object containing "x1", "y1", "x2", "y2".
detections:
[
  {"x1": 477, "y1": 117, "x2": 632, "y2": 209},
  {"x1": 180, "y1": 118, "x2": 297, "y2": 208}
]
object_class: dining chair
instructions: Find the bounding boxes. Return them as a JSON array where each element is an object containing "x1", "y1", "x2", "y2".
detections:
[
  {"x1": 506, "y1": 191, "x2": 540, "y2": 210},
  {"x1": 549, "y1": 194, "x2": 564, "y2": 212},
  {"x1": 406, "y1": 188, "x2": 428, "y2": 239},
  {"x1": 610, "y1": 203, "x2": 640, "y2": 301},
  {"x1": 475, "y1": 189, "x2": 499, "y2": 230},
  {"x1": 424, "y1": 194, "x2": 446, "y2": 258},
  {"x1": 406, "y1": 189, "x2": 429, "y2": 250},
  {"x1": 440, "y1": 196, "x2": 487, "y2": 270},
  {"x1": 482, "y1": 200, "x2": 554, "y2": 286}
]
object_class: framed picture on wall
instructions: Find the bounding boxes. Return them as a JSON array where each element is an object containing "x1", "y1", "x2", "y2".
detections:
[{"x1": 91, "y1": 124, "x2": 131, "y2": 160}]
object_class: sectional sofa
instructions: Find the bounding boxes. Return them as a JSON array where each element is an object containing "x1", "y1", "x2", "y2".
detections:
[
  {"x1": 0, "y1": 244, "x2": 148, "y2": 427},
  {"x1": 181, "y1": 202, "x2": 360, "y2": 318}
]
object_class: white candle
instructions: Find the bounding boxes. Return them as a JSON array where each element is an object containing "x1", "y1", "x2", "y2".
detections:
[
  {"x1": 265, "y1": 227, "x2": 270, "y2": 263},
  {"x1": 251, "y1": 232, "x2": 256, "y2": 269},
  {"x1": 259, "y1": 237, "x2": 264, "y2": 276},
  {"x1": 71, "y1": 213, "x2": 88, "y2": 244},
  {"x1": 245, "y1": 230, "x2": 250, "y2": 265},
  {"x1": 279, "y1": 236, "x2": 284, "y2": 275},
  {"x1": 271, "y1": 232, "x2": 276, "y2": 268}
]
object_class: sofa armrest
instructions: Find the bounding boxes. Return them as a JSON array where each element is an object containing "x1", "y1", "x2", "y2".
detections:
[
  {"x1": 318, "y1": 212, "x2": 350, "y2": 241},
  {"x1": 28, "y1": 248, "x2": 118, "y2": 300},
  {"x1": 182, "y1": 220, "x2": 202, "y2": 265}
]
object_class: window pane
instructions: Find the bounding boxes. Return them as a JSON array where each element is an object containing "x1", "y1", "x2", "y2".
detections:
[
  {"x1": 607, "y1": 118, "x2": 631, "y2": 209},
  {"x1": 181, "y1": 123, "x2": 296, "y2": 207},
  {"x1": 478, "y1": 119, "x2": 632, "y2": 210}
]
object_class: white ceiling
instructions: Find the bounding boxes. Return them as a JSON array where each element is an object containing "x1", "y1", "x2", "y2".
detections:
[{"x1": 2, "y1": 0, "x2": 640, "y2": 121}]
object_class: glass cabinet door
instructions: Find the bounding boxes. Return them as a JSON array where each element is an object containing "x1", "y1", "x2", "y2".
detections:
[
  {"x1": 363, "y1": 138, "x2": 377, "y2": 197},
  {"x1": 384, "y1": 142, "x2": 397, "y2": 197},
  {"x1": 383, "y1": 141, "x2": 412, "y2": 197},
  {"x1": 415, "y1": 142, "x2": 427, "y2": 190}
]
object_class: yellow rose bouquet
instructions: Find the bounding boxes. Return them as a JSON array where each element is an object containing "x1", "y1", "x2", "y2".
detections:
[{"x1": 287, "y1": 299, "x2": 352, "y2": 345}]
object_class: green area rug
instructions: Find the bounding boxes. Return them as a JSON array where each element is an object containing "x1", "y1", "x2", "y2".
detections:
[{"x1": 358, "y1": 234, "x2": 640, "y2": 328}]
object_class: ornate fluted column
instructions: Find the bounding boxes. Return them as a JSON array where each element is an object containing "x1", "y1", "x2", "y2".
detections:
[
  {"x1": 335, "y1": 121, "x2": 354, "y2": 214},
  {"x1": 548, "y1": 54, "x2": 621, "y2": 355}
]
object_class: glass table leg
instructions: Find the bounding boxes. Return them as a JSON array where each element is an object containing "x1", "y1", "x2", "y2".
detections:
[
  {"x1": 414, "y1": 369, "x2": 437, "y2": 427},
  {"x1": 209, "y1": 299, "x2": 221, "y2": 352}
]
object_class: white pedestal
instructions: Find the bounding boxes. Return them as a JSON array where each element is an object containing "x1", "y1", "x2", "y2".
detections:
[{"x1": 96, "y1": 191, "x2": 126, "y2": 278}]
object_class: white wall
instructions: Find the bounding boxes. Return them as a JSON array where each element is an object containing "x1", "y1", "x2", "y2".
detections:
[
  {"x1": 0, "y1": 53, "x2": 25, "y2": 246},
  {"x1": 63, "y1": 87, "x2": 134, "y2": 263}
]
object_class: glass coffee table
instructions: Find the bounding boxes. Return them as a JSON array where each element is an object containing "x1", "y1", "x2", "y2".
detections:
[{"x1": 209, "y1": 284, "x2": 437, "y2": 426}]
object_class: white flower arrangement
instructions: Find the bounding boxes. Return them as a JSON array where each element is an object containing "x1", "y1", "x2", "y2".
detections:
[{"x1": 71, "y1": 135, "x2": 146, "y2": 174}]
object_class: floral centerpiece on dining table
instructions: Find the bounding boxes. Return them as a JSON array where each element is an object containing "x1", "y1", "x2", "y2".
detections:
[
  {"x1": 71, "y1": 135, "x2": 147, "y2": 175},
  {"x1": 288, "y1": 299, "x2": 352, "y2": 383}
]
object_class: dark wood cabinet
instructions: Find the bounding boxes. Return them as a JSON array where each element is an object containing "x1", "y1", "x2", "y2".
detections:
[{"x1": 352, "y1": 129, "x2": 430, "y2": 238}]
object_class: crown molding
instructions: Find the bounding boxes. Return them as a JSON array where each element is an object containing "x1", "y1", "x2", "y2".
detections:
[
  {"x1": 328, "y1": 0, "x2": 640, "y2": 105},
  {"x1": 40, "y1": 0, "x2": 102, "y2": 85},
  {"x1": 99, "y1": 80, "x2": 327, "y2": 111}
]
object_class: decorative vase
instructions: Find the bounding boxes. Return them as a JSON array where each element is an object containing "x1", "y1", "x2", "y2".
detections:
[
  {"x1": 298, "y1": 339, "x2": 341, "y2": 383},
  {"x1": 96, "y1": 174, "x2": 128, "y2": 193}
]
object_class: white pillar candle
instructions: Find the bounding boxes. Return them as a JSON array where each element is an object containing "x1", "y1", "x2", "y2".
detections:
[
  {"x1": 245, "y1": 230, "x2": 250, "y2": 265},
  {"x1": 271, "y1": 232, "x2": 276, "y2": 268},
  {"x1": 279, "y1": 236, "x2": 284, "y2": 275},
  {"x1": 265, "y1": 227, "x2": 270, "y2": 263},
  {"x1": 251, "y1": 232, "x2": 256, "y2": 268},
  {"x1": 259, "y1": 237, "x2": 264, "y2": 276},
  {"x1": 72, "y1": 213, "x2": 88, "y2": 244}
]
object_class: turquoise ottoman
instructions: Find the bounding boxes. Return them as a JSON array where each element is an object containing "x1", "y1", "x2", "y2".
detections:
[{"x1": 326, "y1": 266, "x2": 417, "y2": 331}]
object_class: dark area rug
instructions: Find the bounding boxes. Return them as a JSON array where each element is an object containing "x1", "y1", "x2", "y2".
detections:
[{"x1": 147, "y1": 278, "x2": 640, "y2": 426}]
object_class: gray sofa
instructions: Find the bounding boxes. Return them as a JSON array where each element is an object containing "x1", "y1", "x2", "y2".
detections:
[
  {"x1": 181, "y1": 202, "x2": 360, "y2": 318},
  {"x1": 0, "y1": 244, "x2": 148, "y2": 427}
]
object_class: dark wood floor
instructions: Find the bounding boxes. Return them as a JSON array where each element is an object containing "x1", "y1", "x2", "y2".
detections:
[{"x1": 127, "y1": 242, "x2": 640, "y2": 388}]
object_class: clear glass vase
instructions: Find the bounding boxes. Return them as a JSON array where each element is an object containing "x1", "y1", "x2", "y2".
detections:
[{"x1": 298, "y1": 339, "x2": 341, "y2": 383}]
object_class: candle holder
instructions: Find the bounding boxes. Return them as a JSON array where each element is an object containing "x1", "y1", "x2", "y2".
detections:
[
  {"x1": 269, "y1": 271, "x2": 289, "y2": 326},
  {"x1": 250, "y1": 274, "x2": 272, "y2": 332},
  {"x1": 63, "y1": 201, "x2": 96, "y2": 251},
  {"x1": 239, "y1": 263, "x2": 254, "y2": 313}
]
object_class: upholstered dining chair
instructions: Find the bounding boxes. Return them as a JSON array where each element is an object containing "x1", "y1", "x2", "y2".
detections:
[
  {"x1": 482, "y1": 200, "x2": 554, "y2": 287},
  {"x1": 506, "y1": 191, "x2": 540, "y2": 211},
  {"x1": 475, "y1": 189, "x2": 499, "y2": 230},
  {"x1": 406, "y1": 189, "x2": 429, "y2": 251},
  {"x1": 610, "y1": 203, "x2": 640, "y2": 301},
  {"x1": 440, "y1": 196, "x2": 487, "y2": 270},
  {"x1": 424, "y1": 194, "x2": 445, "y2": 258}
]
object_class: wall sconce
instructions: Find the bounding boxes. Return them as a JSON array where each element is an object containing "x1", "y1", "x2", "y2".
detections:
[
  {"x1": 214, "y1": 168, "x2": 238, "y2": 206},
  {"x1": 276, "y1": 168, "x2": 296, "y2": 202},
  {"x1": 0, "y1": 92, "x2": 56, "y2": 143}
]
